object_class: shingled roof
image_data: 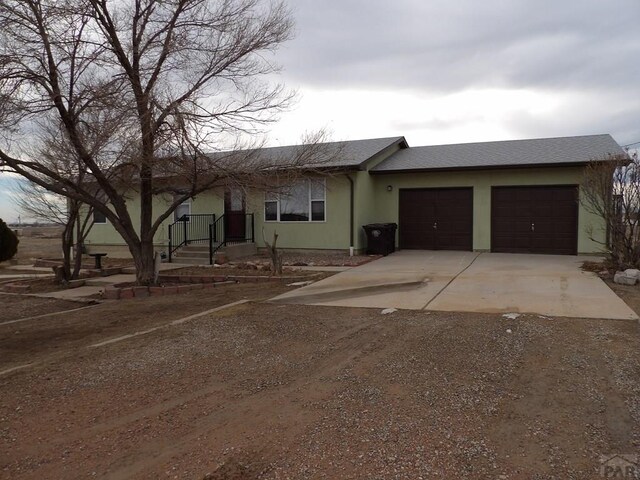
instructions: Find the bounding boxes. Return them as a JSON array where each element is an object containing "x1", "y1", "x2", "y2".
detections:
[
  {"x1": 371, "y1": 134, "x2": 625, "y2": 173},
  {"x1": 208, "y1": 136, "x2": 407, "y2": 170}
]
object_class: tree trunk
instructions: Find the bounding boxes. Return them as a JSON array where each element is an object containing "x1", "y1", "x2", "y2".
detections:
[
  {"x1": 72, "y1": 245, "x2": 83, "y2": 279},
  {"x1": 59, "y1": 221, "x2": 74, "y2": 283},
  {"x1": 72, "y1": 213, "x2": 83, "y2": 279},
  {"x1": 132, "y1": 238, "x2": 156, "y2": 285}
]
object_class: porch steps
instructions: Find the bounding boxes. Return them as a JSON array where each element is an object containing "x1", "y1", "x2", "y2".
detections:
[
  {"x1": 171, "y1": 257, "x2": 211, "y2": 265},
  {"x1": 172, "y1": 244, "x2": 217, "y2": 265},
  {"x1": 171, "y1": 242, "x2": 258, "y2": 265}
]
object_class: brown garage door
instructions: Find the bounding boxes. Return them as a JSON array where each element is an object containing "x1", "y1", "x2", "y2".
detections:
[
  {"x1": 399, "y1": 188, "x2": 473, "y2": 250},
  {"x1": 491, "y1": 186, "x2": 578, "y2": 255}
]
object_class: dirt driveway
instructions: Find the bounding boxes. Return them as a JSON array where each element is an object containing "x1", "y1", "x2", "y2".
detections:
[{"x1": 1, "y1": 282, "x2": 640, "y2": 479}]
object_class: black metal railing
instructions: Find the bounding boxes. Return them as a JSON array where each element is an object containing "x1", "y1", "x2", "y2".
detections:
[
  {"x1": 168, "y1": 213, "x2": 215, "y2": 262},
  {"x1": 209, "y1": 213, "x2": 255, "y2": 264}
]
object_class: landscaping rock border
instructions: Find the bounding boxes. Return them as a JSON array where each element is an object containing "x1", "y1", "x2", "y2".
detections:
[
  {"x1": 614, "y1": 271, "x2": 639, "y2": 286},
  {"x1": 103, "y1": 281, "x2": 236, "y2": 300},
  {"x1": 157, "y1": 273, "x2": 321, "y2": 284}
]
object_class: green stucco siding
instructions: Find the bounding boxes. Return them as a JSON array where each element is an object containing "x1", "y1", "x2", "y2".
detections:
[
  {"x1": 190, "y1": 189, "x2": 225, "y2": 216},
  {"x1": 352, "y1": 142, "x2": 405, "y2": 250},
  {"x1": 367, "y1": 166, "x2": 605, "y2": 254},
  {"x1": 83, "y1": 192, "x2": 172, "y2": 247},
  {"x1": 84, "y1": 178, "x2": 352, "y2": 252},
  {"x1": 83, "y1": 189, "x2": 224, "y2": 249},
  {"x1": 83, "y1": 165, "x2": 606, "y2": 255},
  {"x1": 249, "y1": 176, "x2": 351, "y2": 250},
  {"x1": 353, "y1": 170, "x2": 377, "y2": 251}
]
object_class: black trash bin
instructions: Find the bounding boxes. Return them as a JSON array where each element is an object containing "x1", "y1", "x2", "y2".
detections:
[{"x1": 362, "y1": 223, "x2": 397, "y2": 256}]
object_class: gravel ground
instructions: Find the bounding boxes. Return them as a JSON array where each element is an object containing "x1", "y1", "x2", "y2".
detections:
[
  {"x1": 1, "y1": 293, "x2": 639, "y2": 479},
  {"x1": 0, "y1": 294, "x2": 81, "y2": 323},
  {"x1": 0, "y1": 282, "x2": 293, "y2": 371}
]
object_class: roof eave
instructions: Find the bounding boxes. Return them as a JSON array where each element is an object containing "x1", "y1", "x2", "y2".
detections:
[{"x1": 369, "y1": 161, "x2": 596, "y2": 175}]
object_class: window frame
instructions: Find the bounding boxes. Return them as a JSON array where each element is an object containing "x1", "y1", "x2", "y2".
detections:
[
  {"x1": 264, "y1": 179, "x2": 326, "y2": 223},
  {"x1": 174, "y1": 199, "x2": 191, "y2": 222}
]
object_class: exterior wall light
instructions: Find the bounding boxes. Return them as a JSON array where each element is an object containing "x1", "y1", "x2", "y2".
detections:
[{"x1": 386, "y1": 185, "x2": 393, "y2": 192}]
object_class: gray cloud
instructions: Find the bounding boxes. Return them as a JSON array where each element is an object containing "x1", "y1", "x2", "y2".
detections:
[
  {"x1": 0, "y1": 176, "x2": 21, "y2": 222},
  {"x1": 281, "y1": 0, "x2": 640, "y2": 92},
  {"x1": 276, "y1": 0, "x2": 640, "y2": 144},
  {"x1": 278, "y1": 0, "x2": 640, "y2": 144},
  {"x1": 506, "y1": 102, "x2": 640, "y2": 144}
]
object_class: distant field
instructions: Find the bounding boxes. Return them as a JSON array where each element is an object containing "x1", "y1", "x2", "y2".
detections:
[
  {"x1": 10, "y1": 225, "x2": 63, "y2": 238},
  {"x1": 5, "y1": 227, "x2": 63, "y2": 265}
]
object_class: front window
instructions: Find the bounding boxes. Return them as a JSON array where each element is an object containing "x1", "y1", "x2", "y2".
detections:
[
  {"x1": 265, "y1": 179, "x2": 326, "y2": 222},
  {"x1": 280, "y1": 181, "x2": 310, "y2": 221},
  {"x1": 93, "y1": 210, "x2": 107, "y2": 224},
  {"x1": 310, "y1": 180, "x2": 326, "y2": 221},
  {"x1": 92, "y1": 191, "x2": 108, "y2": 224},
  {"x1": 265, "y1": 192, "x2": 278, "y2": 221}
]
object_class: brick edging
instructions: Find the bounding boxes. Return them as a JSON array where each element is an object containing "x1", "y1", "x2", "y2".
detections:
[{"x1": 103, "y1": 280, "x2": 236, "y2": 300}]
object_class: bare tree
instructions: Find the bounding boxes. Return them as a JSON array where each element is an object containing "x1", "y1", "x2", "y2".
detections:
[
  {"x1": 581, "y1": 152, "x2": 637, "y2": 269},
  {"x1": 10, "y1": 122, "x2": 99, "y2": 281},
  {"x1": 12, "y1": 180, "x2": 94, "y2": 282},
  {"x1": 0, "y1": 0, "x2": 308, "y2": 284}
]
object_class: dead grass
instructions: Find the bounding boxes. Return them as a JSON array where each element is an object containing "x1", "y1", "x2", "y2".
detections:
[
  {"x1": 236, "y1": 252, "x2": 380, "y2": 267},
  {"x1": 163, "y1": 266, "x2": 324, "y2": 278},
  {"x1": 581, "y1": 260, "x2": 607, "y2": 272},
  {"x1": 2, "y1": 236, "x2": 62, "y2": 266}
]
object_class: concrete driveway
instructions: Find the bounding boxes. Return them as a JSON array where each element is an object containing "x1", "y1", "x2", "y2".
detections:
[{"x1": 272, "y1": 251, "x2": 638, "y2": 320}]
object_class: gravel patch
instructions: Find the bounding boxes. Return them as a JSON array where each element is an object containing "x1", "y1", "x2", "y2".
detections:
[
  {"x1": 0, "y1": 294, "x2": 81, "y2": 322},
  {"x1": 1, "y1": 303, "x2": 639, "y2": 479}
]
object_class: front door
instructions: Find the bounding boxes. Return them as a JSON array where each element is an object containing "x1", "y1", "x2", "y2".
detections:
[{"x1": 224, "y1": 187, "x2": 246, "y2": 241}]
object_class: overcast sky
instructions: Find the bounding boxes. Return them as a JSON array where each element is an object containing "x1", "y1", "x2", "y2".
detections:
[
  {"x1": 267, "y1": 0, "x2": 640, "y2": 147},
  {"x1": 2, "y1": 0, "x2": 639, "y2": 222}
]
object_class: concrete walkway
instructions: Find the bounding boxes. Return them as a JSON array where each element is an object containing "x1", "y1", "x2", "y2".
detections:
[
  {"x1": 0, "y1": 265, "x2": 54, "y2": 280},
  {"x1": 85, "y1": 274, "x2": 135, "y2": 286},
  {"x1": 30, "y1": 273, "x2": 135, "y2": 301},
  {"x1": 0, "y1": 274, "x2": 54, "y2": 280},
  {"x1": 271, "y1": 251, "x2": 638, "y2": 320},
  {"x1": 3, "y1": 265, "x2": 53, "y2": 273},
  {"x1": 31, "y1": 264, "x2": 192, "y2": 301},
  {"x1": 121, "y1": 262, "x2": 192, "y2": 274},
  {"x1": 38, "y1": 286, "x2": 104, "y2": 301}
]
